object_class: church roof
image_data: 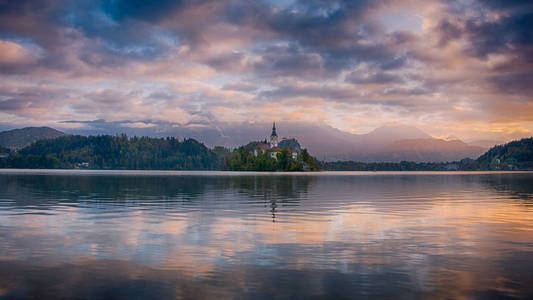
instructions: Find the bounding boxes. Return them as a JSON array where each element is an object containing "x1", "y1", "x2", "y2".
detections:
[
  {"x1": 271, "y1": 122, "x2": 277, "y2": 137},
  {"x1": 255, "y1": 143, "x2": 270, "y2": 150}
]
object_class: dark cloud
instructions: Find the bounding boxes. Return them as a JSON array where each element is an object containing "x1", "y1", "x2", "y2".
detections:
[
  {"x1": 489, "y1": 71, "x2": 533, "y2": 96},
  {"x1": 435, "y1": 18, "x2": 463, "y2": 47},
  {"x1": 438, "y1": 1, "x2": 533, "y2": 59},
  {"x1": 465, "y1": 12, "x2": 533, "y2": 58},
  {"x1": 85, "y1": 89, "x2": 138, "y2": 106},
  {"x1": 379, "y1": 55, "x2": 408, "y2": 70},
  {"x1": 222, "y1": 82, "x2": 257, "y2": 92},
  {"x1": 253, "y1": 44, "x2": 328, "y2": 78},
  {"x1": 0, "y1": 84, "x2": 69, "y2": 116},
  {"x1": 102, "y1": 0, "x2": 184, "y2": 21},
  {"x1": 0, "y1": 98, "x2": 28, "y2": 111},
  {"x1": 382, "y1": 86, "x2": 432, "y2": 96},
  {"x1": 258, "y1": 83, "x2": 356, "y2": 103},
  {"x1": 0, "y1": 0, "x2": 401, "y2": 79},
  {"x1": 347, "y1": 71, "x2": 403, "y2": 84},
  {"x1": 480, "y1": 0, "x2": 532, "y2": 9},
  {"x1": 204, "y1": 51, "x2": 245, "y2": 71}
]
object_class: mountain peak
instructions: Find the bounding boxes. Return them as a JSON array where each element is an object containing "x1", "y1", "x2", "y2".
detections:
[
  {"x1": 367, "y1": 125, "x2": 432, "y2": 140},
  {"x1": 0, "y1": 127, "x2": 66, "y2": 150}
]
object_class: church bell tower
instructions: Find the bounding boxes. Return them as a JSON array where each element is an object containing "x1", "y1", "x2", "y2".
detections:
[{"x1": 270, "y1": 122, "x2": 278, "y2": 148}]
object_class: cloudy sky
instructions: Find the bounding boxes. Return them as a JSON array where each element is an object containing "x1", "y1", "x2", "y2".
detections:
[{"x1": 0, "y1": 0, "x2": 532, "y2": 141}]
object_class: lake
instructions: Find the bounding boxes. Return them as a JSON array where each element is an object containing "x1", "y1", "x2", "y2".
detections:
[{"x1": 1, "y1": 170, "x2": 532, "y2": 299}]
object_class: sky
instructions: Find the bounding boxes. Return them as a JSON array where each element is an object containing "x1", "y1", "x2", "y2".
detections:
[{"x1": 0, "y1": 0, "x2": 532, "y2": 142}]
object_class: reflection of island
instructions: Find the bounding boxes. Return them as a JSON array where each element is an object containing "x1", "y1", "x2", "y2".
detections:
[
  {"x1": 228, "y1": 175, "x2": 316, "y2": 221},
  {"x1": 0, "y1": 174, "x2": 316, "y2": 220},
  {"x1": 2, "y1": 172, "x2": 533, "y2": 218}
]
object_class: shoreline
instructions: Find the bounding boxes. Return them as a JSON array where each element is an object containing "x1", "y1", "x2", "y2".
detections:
[{"x1": 1, "y1": 169, "x2": 532, "y2": 176}]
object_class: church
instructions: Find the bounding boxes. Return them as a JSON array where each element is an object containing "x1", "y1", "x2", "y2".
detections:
[
  {"x1": 253, "y1": 123, "x2": 299, "y2": 160},
  {"x1": 269, "y1": 122, "x2": 278, "y2": 148}
]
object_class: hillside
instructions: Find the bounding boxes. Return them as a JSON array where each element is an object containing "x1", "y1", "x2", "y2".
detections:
[
  {"x1": 0, "y1": 127, "x2": 65, "y2": 150},
  {"x1": 476, "y1": 137, "x2": 533, "y2": 170},
  {"x1": 0, "y1": 135, "x2": 220, "y2": 170}
]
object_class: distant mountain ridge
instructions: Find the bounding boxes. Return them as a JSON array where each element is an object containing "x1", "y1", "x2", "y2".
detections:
[
  {"x1": 324, "y1": 136, "x2": 533, "y2": 171},
  {"x1": 1, "y1": 123, "x2": 500, "y2": 162},
  {"x1": 380, "y1": 138, "x2": 486, "y2": 162},
  {"x1": 0, "y1": 127, "x2": 66, "y2": 150}
]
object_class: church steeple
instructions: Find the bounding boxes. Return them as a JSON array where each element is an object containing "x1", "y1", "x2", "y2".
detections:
[{"x1": 269, "y1": 122, "x2": 278, "y2": 148}]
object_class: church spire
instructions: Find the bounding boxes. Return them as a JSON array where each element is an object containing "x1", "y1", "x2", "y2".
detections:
[{"x1": 269, "y1": 122, "x2": 278, "y2": 148}]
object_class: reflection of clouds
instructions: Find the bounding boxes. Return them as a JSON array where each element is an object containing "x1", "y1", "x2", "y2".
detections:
[
  {"x1": 0, "y1": 253, "x2": 532, "y2": 299},
  {"x1": 0, "y1": 173, "x2": 533, "y2": 298}
]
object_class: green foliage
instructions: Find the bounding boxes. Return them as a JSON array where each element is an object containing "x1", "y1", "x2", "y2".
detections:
[
  {"x1": 5, "y1": 134, "x2": 530, "y2": 172},
  {"x1": 0, "y1": 134, "x2": 220, "y2": 170},
  {"x1": 223, "y1": 145, "x2": 320, "y2": 171},
  {"x1": 323, "y1": 160, "x2": 450, "y2": 171},
  {"x1": 475, "y1": 137, "x2": 533, "y2": 170},
  {"x1": 0, "y1": 134, "x2": 322, "y2": 171}
]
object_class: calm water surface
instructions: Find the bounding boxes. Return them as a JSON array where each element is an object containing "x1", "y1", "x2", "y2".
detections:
[{"x1": 0, "y1": 170, "x2": 532, "y2": 299}]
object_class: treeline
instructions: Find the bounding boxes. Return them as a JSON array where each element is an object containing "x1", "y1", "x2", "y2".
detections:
[
  {"x1": 0, "y1": 135, "x2": 222, "y2": 170},
  {"x1": 1, "y1": 135, "x2": 531, "y2": 171},
  {"x1": 0, "y1": 134, "x2": 321, "y2": 171},
  {"x1": 322, "y1": 159, "x2": 477, "y2": 171},
  {"x1": 324, "y1": 137, "x2": 533, "y2": 171},
  {"x1": 224, "y1": 147, "x2": 320, "y2": 171}
]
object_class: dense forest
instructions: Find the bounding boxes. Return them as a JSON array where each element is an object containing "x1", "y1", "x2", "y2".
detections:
[
  {"x1": 322, "y1": 159, "x2": 476, "y2": 171},
  {"x1": 475, "y1": 137, "x2": 533, "y2": 170},
  {"x1": 224, "y1": 147, "x2": 320, "y2": 171},
  {"x1": 0, "y1": 134, "x2": 320, "y2": 171},
  {"x1": 0, "y1": 146, "x2": 9, "y2": 154},
  {"x1": 0, "y1": 135, "x2": 222, "y2": 170}
]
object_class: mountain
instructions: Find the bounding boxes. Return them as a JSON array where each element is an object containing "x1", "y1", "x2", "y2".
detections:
[
  {"x1": 0, "y1": 127, "x2": 66, "y2": 150},
  {"x1": 466, "y1": 139, "x2": 504, "y2": 149},
  {"x1": 381, "y1": 139, "x2": 486, "y2": 162},
  {"x1": 360, "y1": 125, "x2": 432, "y2": 148},
  {"x1": 64, "y1": 121, "x2": 484, "y2": 162}
]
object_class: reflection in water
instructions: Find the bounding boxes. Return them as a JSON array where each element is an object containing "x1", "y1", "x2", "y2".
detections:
[{"x1": 0, "y1": 172, "x2": 532, "y2": 299}]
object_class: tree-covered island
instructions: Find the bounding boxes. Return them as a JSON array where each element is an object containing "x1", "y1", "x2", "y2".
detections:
[{"x1": 223, "y1": 123, "x2": 320, "y2": 171}]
